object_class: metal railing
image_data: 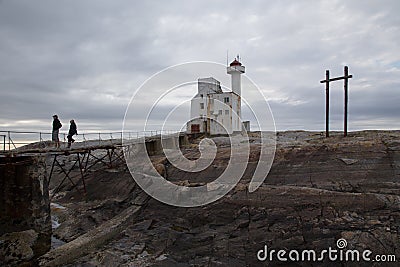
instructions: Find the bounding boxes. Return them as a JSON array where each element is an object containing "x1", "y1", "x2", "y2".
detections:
[
  {"x1": 1, "y1": 135, "x2": 6, "y2": 151},
  {"x1": 0, "y1": 130, "x2": 181, "y2": 151}
]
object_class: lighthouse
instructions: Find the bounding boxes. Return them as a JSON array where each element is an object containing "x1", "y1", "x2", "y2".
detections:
[
  {"x1": 227, "y1": 57, "x2": 245, "y2": 98},
  {"x1": 187, "y1": 56, "x2": 249, "y2": 135}
]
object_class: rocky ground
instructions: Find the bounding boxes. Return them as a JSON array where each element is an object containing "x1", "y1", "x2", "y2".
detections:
[{"x1": 44, "y1": 131, "x2": 400, "y2": 266}]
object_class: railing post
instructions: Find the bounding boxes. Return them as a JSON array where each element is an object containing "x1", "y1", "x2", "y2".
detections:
[
  {"x1": 83, "y1": 133, "x2": 86, "y2": 147},
  {"x1": 8, "y1": 131, "x2": 11, "y2": 151}
]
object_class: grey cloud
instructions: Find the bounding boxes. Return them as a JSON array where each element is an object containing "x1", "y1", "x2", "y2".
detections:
[{"x1": 0, "y1": 0, "x2": 399, "y2": 133}]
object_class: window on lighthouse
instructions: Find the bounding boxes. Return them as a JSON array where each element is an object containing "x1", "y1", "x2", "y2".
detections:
[
  {"x1": 223, "y1": 97, "x2": 230, "y2": 103},
  {"x1": 200, "y1": 103, "x2": 204, "y2": 109}
]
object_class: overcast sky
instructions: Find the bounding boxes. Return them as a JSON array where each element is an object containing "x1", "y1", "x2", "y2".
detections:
[{"x1": 0, "y1": 0, "x2": 399, "y2": 134}]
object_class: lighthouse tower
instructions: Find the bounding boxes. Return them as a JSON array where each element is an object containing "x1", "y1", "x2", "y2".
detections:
[{"x1": 227, "y1": 57, "x2": 245, "y2": 97}]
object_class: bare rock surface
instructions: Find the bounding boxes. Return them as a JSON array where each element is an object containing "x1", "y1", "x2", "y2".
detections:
[
  {"x1": 44, "y1": 131, "x2": 400, "y2": 266},
  {"x1": 0, "y1": 229, "x2": 38, "y2": 265}
]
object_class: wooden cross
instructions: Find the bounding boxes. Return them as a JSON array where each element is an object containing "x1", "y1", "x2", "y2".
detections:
[{"x1": 320, "y1": 66, "x2": 353, "y2": 137}]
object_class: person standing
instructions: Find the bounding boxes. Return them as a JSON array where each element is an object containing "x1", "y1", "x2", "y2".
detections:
[
  {"x1": 67, "y1": 119, "x2": 78, "y2": 148},
  {"x1": 52, "y1": 115, "x2": 62, "y2": 148}
]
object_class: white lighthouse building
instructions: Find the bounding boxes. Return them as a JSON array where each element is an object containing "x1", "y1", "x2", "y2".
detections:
[{"x1": 187, "y1": 57, "x2": 248, "y2": 135}]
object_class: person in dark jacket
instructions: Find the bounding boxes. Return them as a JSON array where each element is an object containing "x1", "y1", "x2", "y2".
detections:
[
  {"x1": 67, "y1": 119, "x2": 78, "y2": 148},
  {"x1": 52, "y1": 115, "x2": 62, "y2": 148}
]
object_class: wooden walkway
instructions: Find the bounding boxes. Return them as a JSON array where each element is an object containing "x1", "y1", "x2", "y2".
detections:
[{"x1": 0, "y1": 131, "x2": 186, "y2": 199}]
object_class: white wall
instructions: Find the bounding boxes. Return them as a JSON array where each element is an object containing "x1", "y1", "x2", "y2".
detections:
[
  {"x1": 187, "y1": 77, "x2": 243, "y2": 135},
  {"x1": 197, "y1": 77, "x2": 222, "y2": 96}
]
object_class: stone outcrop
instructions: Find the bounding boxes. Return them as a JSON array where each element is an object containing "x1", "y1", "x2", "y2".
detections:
[
  {"x1": 28, "y1": 131, "x2": 400, "y2": 266},
  {"x1": 0, "y1": 230, "x2": 38, "y2": 265},
  {"x1": 0, "y1": 155, "x2": 51, "y2": 265}
]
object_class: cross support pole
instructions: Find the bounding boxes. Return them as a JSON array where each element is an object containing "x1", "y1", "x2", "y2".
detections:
[
  {"x1": 325, "y1": 70, "x2": 330, "y2": 137},
  {"x1": 344, "y1": 66, "x2": 349, "y2": 137},
  {"x1": 320, "y1": 66, "x2": 352, "y2": 138}
]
